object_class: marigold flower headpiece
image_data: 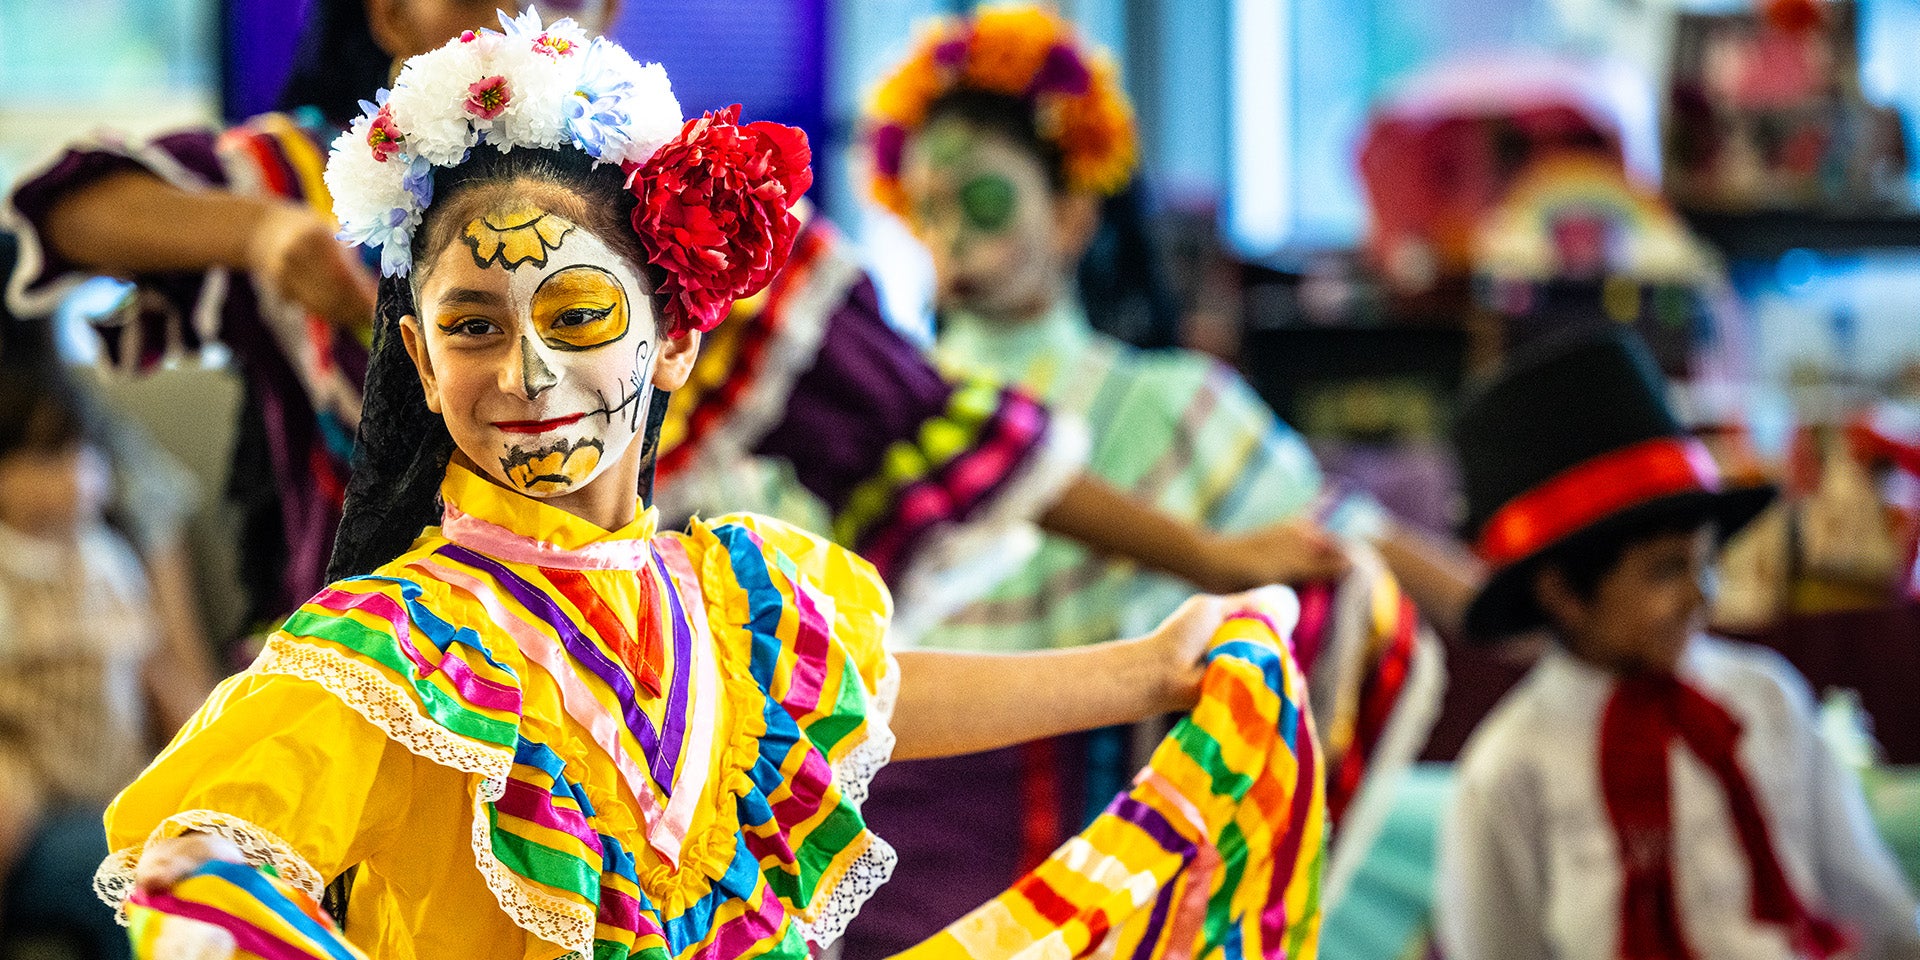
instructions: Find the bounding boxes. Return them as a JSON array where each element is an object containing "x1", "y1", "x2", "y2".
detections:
[
  {"x1": 324, "y1": 8, "x2": 811, "y2": 335},
  {"x1": 864, "y1": 5, "x2": 1137, "y2": 218}
]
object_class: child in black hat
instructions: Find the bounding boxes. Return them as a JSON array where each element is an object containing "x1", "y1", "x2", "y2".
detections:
[{"x1": 1435, "y1": 329, "x2": 1920, "y2": 960}]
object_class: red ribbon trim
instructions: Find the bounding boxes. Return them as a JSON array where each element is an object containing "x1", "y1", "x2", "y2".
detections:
[{"x1": 1477, "y1": 437, "x2": 1722, "y2": 567}]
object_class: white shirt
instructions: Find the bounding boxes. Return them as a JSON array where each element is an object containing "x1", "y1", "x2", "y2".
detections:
[{"x1": 1437, "y1": 636, "x2": 1920, "y2": 960}]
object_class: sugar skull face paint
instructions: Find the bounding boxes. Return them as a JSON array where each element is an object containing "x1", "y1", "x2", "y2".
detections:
[
  {"x1": 464, "y1": 205, "x2": 576, "y2": 270},
  {"x1": 901, "y1": 118, "x2": 1062, "y2": 323},
  {"x1": 410, "y1": 204, "x2": 658, "y2": 500}
]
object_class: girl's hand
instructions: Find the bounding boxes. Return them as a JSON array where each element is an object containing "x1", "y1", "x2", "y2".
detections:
[
  {"x1": 134, "y1": 832, "x2": 248, "y2": 895},
  {"x1": 1201, "y1": 517, "x2": 1349, "y2": 592},
  {"x1": 1144, "y1": 586, "x2": 1296, "y2": 712},
  {"x1": 244, "y1": 203, "x2": 379, "y2": 333}
]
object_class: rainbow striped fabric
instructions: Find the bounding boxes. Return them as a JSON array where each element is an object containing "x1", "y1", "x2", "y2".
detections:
[
  {"x1": 104, "y1": 467, "x2": 1323, "y2": 959},
  {"x1": 902, "y1": 611, "x2": 1326, "y2": 960},
  {"x1": 100, "y1": 466, "x2": 897, "y2": 959},
  {"x1": 127, "y1": 860, "x2": 368, "y2": 960},
  {"x1": 928, "y1": 301, "x2": 1326, "y2": 654}
]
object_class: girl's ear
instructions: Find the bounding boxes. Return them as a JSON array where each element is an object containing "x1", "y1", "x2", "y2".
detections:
[
  {"x1": 651, "y1": 327, "x2": 701, "y2": 392},
  {"x1": 398, "y1": 314, "x2": 443, "y2": 414},
  {"x1": 1052, "y1": 191, "x2": 1102, "y2": 264},
  {"x1": 1532, "y1": 564, "x2": 1587, "y2": 635}
]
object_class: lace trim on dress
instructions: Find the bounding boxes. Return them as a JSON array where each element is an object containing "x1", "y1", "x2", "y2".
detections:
[
  {"x1": 257, "y1": 634, "x2": 604, "y2": 954},
  {"x1": 466, "y1": 774, "x2": 600, "y2": 956},
  {"x1": 93, "y1": 810, "x2": 327, "y2": 923},
  {"x1": 790, "y1": 653, "x2": 901, "y2": 947},
  {"x1": 831, "y1": 653, "x2": 898, "y2": 811},
  {"x1": 792, "y1": 832, "x2": 898, "y2": 950},
  {"x1": 254, "y1": 633, "x2": 515, "y2": 779}
]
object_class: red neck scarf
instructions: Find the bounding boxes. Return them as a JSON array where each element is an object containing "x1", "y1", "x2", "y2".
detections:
[{"x1": 1598, "y1": 673, "x2": 1850, "y2": 960}]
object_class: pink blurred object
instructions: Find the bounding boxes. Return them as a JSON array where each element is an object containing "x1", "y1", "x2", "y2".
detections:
[{"x1": 1357, "y1": 54, "x2": 1659, "y2": 290}]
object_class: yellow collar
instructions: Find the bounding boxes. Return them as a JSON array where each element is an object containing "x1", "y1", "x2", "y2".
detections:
[{"x1": 439, "y1": 463, "x2": 659, "y2": 553}]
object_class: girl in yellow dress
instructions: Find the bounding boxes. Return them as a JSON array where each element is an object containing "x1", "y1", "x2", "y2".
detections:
[{"x1": 98, "y1": 14, "x2": 1320, "y2": 960}]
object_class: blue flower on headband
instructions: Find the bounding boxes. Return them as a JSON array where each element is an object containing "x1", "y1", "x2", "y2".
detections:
[
  {"x1": 566, "y1": 38, "x2": 635, "y2": 161},
  {"x1": 338, "y1": 207, "x2": 416, "y2": 277},
  {"x1": 355, "y1": 88, "x2": 391, "y2": 124},
  {"x1": 499, "y1": 6, "x2": 577, "y2": 41},
  {"x1": 400, "y1": 155, "x2": 434, "y2": 209}
]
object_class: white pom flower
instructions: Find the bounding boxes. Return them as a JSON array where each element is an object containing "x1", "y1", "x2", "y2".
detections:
[
  {"x1": 388, "y1": 38, "x2": 485, "y2": 165},
  {"x1": 324, "y1": 9, "x2": 700, "y2": 274},
  {"x1": 325, "y1": 121, "x2": 422, "y2": 276},
  {"x1": 493, "y1": 42, "x2": 572, "y2": 149},
  {"x1": 564, "y1": 39, "x2": 680, "y2": 166},
  {"x1": 621, "y1": 62, "x2": 684, "y2": 162}
]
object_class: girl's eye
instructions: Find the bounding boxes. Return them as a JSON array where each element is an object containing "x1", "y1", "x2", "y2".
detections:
[
  {"x1": 552, "y1": 306, "x2": 611, "y2": 328},
  {"x1": 440, "y1": 317, "x2": 501, "y2": 337}
]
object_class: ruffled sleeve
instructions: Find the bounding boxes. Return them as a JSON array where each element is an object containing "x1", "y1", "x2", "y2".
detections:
[
  {"x1": 4, "y1": 111, "x2": 350, "y2": 372},
  {"x1": 5, "y1": 126, "x2": 224, "y2": 339},
  {"x1": 95, "y1": 670, "x2": 421, "y2": 916},
  {"x1": 655, "y1": 220, "x2": 1087, "y2": 642},
  {"x1": 898, "y1": 593, "x2": 1328, "y2": 960},
  {"x1": 690, "y1": 512, "x2": 899, "y2": 949}
]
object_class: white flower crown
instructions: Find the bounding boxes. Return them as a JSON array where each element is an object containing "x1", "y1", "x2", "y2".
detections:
[{"x1": 323, "y1": 8, "x2": 683, "y2": 277}]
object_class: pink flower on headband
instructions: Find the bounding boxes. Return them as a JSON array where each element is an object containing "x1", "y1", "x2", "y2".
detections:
[
  {"x1": 532, "y1": 32, "x2": 576, "y2": 57},
  {"x1": 625, "y1": 105, "x2": 813, "y2": 335},
  {"x1": 367, "y1": 105, "x2": 404, "y2": 162},
  {"x1": 466, "y1": 76, "x2": 513, "y2": 120}
]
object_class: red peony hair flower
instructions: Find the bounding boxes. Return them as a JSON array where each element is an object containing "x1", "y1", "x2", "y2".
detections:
[{"x1": 624, "y1": 105, "x2": 813, "y2": 336}]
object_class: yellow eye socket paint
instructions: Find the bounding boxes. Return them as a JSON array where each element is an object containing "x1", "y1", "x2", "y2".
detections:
[
  {"x1": 530, "y1": 265, "x2": 630, "y2": 350},
  {"x1": 463, "y1": 205, "x2": 577, "y2": 270}
]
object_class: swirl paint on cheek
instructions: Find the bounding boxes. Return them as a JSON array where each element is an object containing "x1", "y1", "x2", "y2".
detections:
[
  {"x1": 464, "y1": 205, "x2": 577, "y2": 270},
  {"x1": 584, "y1": 339, "x2": 654, "y2": 435}
]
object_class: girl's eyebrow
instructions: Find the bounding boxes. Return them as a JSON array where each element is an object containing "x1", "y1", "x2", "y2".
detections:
[{"x1": 438, "y1": 287, "x2": 508, "y2": 308}]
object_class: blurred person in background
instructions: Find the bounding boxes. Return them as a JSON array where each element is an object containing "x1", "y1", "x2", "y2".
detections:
[
  {"x1": 1437, "y1": 329, "x2": 1920, "y2": 960},
  {"x1": 837, "y1": 8, "x2": 1478, "y2": 952},
  {"x1": 0, "y1": 356, "x2": 216, "y2": 959}
]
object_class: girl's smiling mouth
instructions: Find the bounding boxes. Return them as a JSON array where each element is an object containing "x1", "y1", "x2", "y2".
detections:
[{"x1": 491, "y1": 412, "x2": 587, "y2": 433}]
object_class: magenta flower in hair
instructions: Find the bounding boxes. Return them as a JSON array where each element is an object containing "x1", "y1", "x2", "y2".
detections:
[
  {"x1": 367, "y1": 105, "x2": 405, "y2": 162},
  {"x1": 465, "y1": 76, "x2": 513, "y2": 120}
]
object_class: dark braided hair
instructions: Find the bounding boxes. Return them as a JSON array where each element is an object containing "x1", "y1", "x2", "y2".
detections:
[{"x1": 327, "y1": 143, "x2": 674, "y2": 583}]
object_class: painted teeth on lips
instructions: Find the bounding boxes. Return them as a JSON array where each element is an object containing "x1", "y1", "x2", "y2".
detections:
[{"x1": 492, "y1": 413, "x2": 587, "y2": 433}]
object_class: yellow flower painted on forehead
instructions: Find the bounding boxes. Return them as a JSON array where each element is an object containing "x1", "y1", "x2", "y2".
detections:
[{"x1": 463, "y1": 205, "x2": 577, "y2": 270}]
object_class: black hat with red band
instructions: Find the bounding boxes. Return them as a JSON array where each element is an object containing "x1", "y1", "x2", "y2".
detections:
[{"x1": 1454, "y1": 328, "x2": 1776, "y2": 641}]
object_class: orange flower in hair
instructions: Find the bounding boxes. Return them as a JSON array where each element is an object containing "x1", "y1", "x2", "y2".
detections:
[
  {"x1": 864, "y1": 4, "x2": 1138, "y2": 218},
  {"x1": 961, "y1": 7, "x2": 1060, "y2": 95}
]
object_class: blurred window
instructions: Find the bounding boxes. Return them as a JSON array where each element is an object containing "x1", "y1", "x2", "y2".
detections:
[{"x1": 0, "y1": 0, "x2": 217, "y2": 190}]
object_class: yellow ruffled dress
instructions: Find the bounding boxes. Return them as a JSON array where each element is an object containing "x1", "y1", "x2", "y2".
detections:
[{"x1": 96, "y1": 464, "x2": 899, "y2": 960}]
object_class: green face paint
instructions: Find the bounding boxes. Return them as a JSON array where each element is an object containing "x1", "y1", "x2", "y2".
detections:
[
  {"x1": 921, "y1": 123, "x2": 973, "y2": 167},
  {"x1": 961, "y1": 174, "x2": 1017, "y2": 232}
]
